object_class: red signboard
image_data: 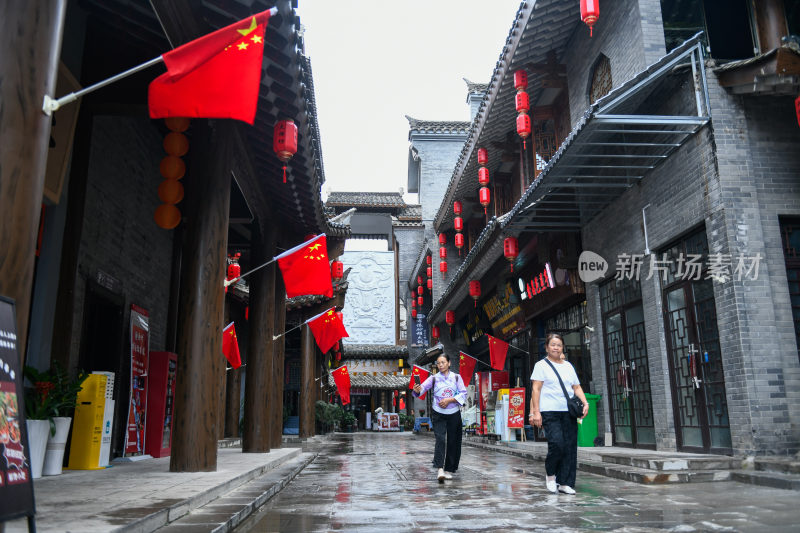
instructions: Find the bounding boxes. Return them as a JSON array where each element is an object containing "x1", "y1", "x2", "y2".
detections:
[
  {"x1": 507, "y1": 387, "x2": 526, "y2": 428},
  {"x1": 125, "y1": 305, "x2": 149, "y2": 455}
]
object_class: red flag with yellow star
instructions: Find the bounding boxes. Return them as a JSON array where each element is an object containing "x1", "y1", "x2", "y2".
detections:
[
  {"x1": 306, "y1": 307, "x2": 349, "y2": 354},
  {"x1": 458, "y1": 351, "x2": 477, "y2": 386},
  {"x1": 487, "y1": 334, "x2": 509, "y2": 371},
  {"x1": 148, "y1": 8, "x2": 276, "y2": 124},
  {"x1": 222, "y1": 321, "x2": 241, "y2": 369},
  {"x1": 332, "y1": 365, "x2": 351, "y2": 405},
  {"x1": 409, "y1": 364, "x2": 430, "y2": 400},
  {"x1": 276, "y1": 234, "x2": 334, "y2": 298}
]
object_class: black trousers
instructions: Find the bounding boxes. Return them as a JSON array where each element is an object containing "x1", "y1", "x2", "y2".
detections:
[
  {"x1": 431, "y1": 410, "x2": 462, "y2": 472},
  {"x1": 541, "y1": 411, "x2": 578, "y2": 488}
]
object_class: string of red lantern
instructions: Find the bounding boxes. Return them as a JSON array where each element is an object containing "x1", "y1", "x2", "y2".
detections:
[
  {"x1": 581, "y1": 0, "x2": 599, "y2": 37},
  {"x1": 154, "y1": 117, "x2": 189, "y2": 229},
  {"x1": 515, "y1": 70, "x2": 531, "y2": 154},
  {"x1": 273, "y1": 119, "x2": 298, "y2": 183}
]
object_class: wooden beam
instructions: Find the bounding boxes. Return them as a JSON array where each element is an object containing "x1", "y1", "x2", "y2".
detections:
[{"x1": 0, "y1": 1, "x2": 66, "y2": 361}]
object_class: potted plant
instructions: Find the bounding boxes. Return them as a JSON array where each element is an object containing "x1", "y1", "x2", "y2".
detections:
[
  {"x1": 42, "y1": 363, "x2": 86, "y2": 475},
  {"x1": 23, "y1": 366, "x2": 56, "y2": 479},
  {"x1": 342, "y1": 411, "x2": 356, "y2": 432}
]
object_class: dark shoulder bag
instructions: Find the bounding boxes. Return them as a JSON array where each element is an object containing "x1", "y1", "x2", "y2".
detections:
[{"x1": 544, "y1": 358, "x2": 584, "y2": 418}]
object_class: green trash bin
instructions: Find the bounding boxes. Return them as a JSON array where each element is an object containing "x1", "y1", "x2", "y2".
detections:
[{"x1": 577, "y1": 393, "x2": 601, "y2": 447}]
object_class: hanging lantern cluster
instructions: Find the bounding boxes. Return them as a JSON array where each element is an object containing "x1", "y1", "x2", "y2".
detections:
[
  {"x1": 476, "y1": 147, "x2": 491, "y2": 218},
  {"x1": 445, "y1": 310, "x2": 456, "y2": 335},
  {"x1": 273, "y1": 119, "x2": 298, "y2": 183},
  {"x1": 504, "y1": 236, "x2": 519, "y2": 273},
  {"x1": 515, "y1": 69, "x2": 531, "y2": 153},
  {"x1": 581, "y1": 0, "x2": 599, "y2": 37},
  {"x1": 331, "y1": 259, "x2": 344, "y2": 281},
  {"x1": 438, "y1": 233, "x2": 448, "y2": 279},
  {"x1": 469, "y1": 280, "x2": 481, "y2": 308},
  {"x1": 154, "y1": 117, "x2": 189, "y2": 229},
  {"x1": 431, "y1": 325, "x2": 440, "y2": 343}
]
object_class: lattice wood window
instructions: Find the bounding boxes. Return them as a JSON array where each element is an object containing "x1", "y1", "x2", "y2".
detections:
[{"x1": 589, "y1": 55, "x2": 612, "y2": 104}]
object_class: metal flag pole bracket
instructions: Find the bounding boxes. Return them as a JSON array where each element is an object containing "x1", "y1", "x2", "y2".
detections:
[{"x1": 42, "y1": 56, "x2": 164, "y2": 116}]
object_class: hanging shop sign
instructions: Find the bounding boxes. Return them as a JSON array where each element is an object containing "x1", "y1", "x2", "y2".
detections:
[
  {"x1": 411, "y1": 313, "x2": 429, "y2": 347},
  {"x1": 461, "y1": 305, "x2": 489, "y2": 346},
  {"x1": 125, "y1": 305, "x2": 149, "y2": 456},
  {"x1": 518, "y1": 262, "x2": 555, "y2": 301},
  {"x1": 481, "y1": 281, "x2": 526, "y2": 340},
  {"x1": 0, "y1": 296, "x2": 35, "y2": 525}
]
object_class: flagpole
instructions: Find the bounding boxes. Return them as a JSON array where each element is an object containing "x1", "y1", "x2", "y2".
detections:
[
  {"x1": 43, "y1": 56, "x2": 164, "y2": 115},
  {"x1": 224, "y1": 257, "x2": 277, "y2": 287},
  {"x1": 272, "y1": 321, "x2": 305, "y2": 341}
]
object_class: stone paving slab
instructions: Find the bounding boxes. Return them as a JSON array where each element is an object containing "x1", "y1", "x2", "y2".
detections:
[{"x1": 4, "y1": 446, "x2": 300, "y2": 533}]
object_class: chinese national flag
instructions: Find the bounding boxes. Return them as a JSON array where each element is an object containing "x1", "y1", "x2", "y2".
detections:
[
  {"x1": 222, "y1": 322, "x2": 242, "y2": 369},
  {"x1": 409, "y1": 365, "x2": 430, "y2": 400},
  {"x1": 458, "y1": 351, "x2": 477, "y2": 386},
  {"x1": 148, "y1": 8, "x2": 276, "y2": 124},
  {"x1": 276, "y1": 235, "x2": 334, "y2": 298},
  {"x1": 307, "y1": 307, "x2": 349, "y2": 354},
  {"x1": 332, "y1": 365, "x2": 351, "y2": 405},
  {"x1": 487, "y1": 334, "x2": 509, "y2": 371}
]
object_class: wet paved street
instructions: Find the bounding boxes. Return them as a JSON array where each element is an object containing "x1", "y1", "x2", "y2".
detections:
[{"x1": 235, "y1": 432, "x2": 797, "y2": 532}]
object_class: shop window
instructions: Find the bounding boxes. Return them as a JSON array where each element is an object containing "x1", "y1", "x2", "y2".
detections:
[
  {"x1": 589, "y1": 55, "x2": 612, "y2": 104},
  {"x1": 661, "y1": 0, "x2": 755, "y2": 59},
  {"x1": 780, "y1": 217, "x2": 800, "y2": 362}
]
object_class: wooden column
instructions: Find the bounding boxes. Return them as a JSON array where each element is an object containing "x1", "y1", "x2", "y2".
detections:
[
  {"x1": 754, "y1": 0, "x2": 788, "y2": 53},
  {"x1": 0, "y1": 1, "x2": 66, "y2": 361},
  {"x1": 299, "y1": 323, "x2": 316, "y2": 438},
  {"x1": 169, "y1": 121, "x2": 232, "y2": 472},
  {"x1": 270, "y1": 270, "x2": 286, "y2": 448},
  {"x1": 242, "y1": 222, "x2": 276, "y2": 452}
]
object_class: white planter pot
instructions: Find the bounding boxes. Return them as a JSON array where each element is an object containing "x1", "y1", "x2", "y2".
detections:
[
  {"x1": 43, "y1": 416, "x2": 72, "y2": 476},
  {"x1": 26, "y1": 419, "x2": 50, "y2": 479}
]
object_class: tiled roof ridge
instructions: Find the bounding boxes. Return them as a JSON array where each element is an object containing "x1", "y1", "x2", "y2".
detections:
[{"x1": 463, "y1": 78, "x2": 489, "y2": 93}]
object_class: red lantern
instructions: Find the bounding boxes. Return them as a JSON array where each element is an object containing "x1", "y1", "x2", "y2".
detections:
[
  {"x1": 334, "y1": 341, "x2": 340, "y2": 352},
  {"x1": 273, "y1": 119, "x2": 298, "y2": 183},
  {"x1": 454, "y1": 216, "x2": 463, "y2": 232},
  {"x1": 335, "y1": 352, "x2": 342, "y2": 362},
  {"x1": 417, "y1": 295, "x2": 424, "y2": 306},
  {"x1": 417, "y1": 285, "x2": 424, "y2": 296},
  {"x1": 431, "y1": 326, "x2": 440, "y2": 342},
  {"x1": 477, "y1": 147, "x2": 488, "y2": 166},
  {"x1": 426, "y1": 266, "x2": 433, "y2": 278},
  {"x1": 479, "y1": 187, "x2": 491, "y2": 215},
  {"x1": 455, "y1": 232, "x2": 464, "y2": 250},
  {"x1": 331, "y1": 260, "x2": 344, "y2": 280},
  {"x1": 504, "y1": 236, "x2": 519, "y2": 272},
  {"x1": 427, "y1": 278, "x2": 433, "y2": 291},
  {"x1": 516, "y1": 113, "x2": 531, "y2": 139},
  {"x1": 411, "y1": 308, "x2": 418, "y2": 319},
  {"x1": 411, "y1": 297, "x2": 416, "y2": 308},
  {"x1": 426, "y1": 255, "x2": 432, "y2": 266},
  {"x1": 439, "y1": 233, "x2": 446, "y2": 245},
  {"x1": 446, "y1": 310, "x2": 456, "y2": 334},
  {"x1": 454, "y1": 200, "x2": 463, "y2": 215},
  {"x1": 226, "y1": 262, "x2": 241, "y2": 283},
  {"x1": 439, "y1": 247, "x2": 447, "y2": 259},
  {"x1": 581, "y1": 0, "x2": 599, "y2": 37},
  {"x1": 514, "y1": 69, "x2": 528, "y2": 91},
  {"x1": 515, "y1": 91, "x2": 530, "y2": 113},
  {"x1": 478, "y1": 167, "x2": 490, "y2": 186},
  {"x1": 418, "y1": 275, "x2": 424, "y2": 286},
  {"x1": 469, "y1": 280, "x2": 481, "y2": 307},
  {"x1": 439, "y1": 260, "x2": 448, "y2": 278}
]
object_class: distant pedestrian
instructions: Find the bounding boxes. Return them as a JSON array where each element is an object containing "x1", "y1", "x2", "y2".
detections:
[
  {"x1": 412, "y1": 353, "x2": 467, "y2": 482},
  {"x1": 529, "y1": 333, "x2": 589, "y2": 495}
]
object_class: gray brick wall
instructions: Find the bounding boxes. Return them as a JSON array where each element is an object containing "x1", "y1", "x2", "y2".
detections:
[{"x1": 68, "y1": 116, "x2": 175, "y2": 366}]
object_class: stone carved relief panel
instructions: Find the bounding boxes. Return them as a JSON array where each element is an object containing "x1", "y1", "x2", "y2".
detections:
[{"x1": 341, "y1": 251, "x2": 396, "y2": 345}]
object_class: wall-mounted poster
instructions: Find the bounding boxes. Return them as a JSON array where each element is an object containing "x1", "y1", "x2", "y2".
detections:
[
  {"x1": 125, "y1": 305, "x2": 149, "y2": 455},
  {"x1": 0, "y1": 296, "x2": 36, "y2": 525}
]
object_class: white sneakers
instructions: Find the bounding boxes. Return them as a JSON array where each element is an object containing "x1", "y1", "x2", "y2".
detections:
[
  {"x1": 545, "y1": 476, "x2": 557, "y2": 493},
  {"x1": 437, "y1": 468, "x2": 453, "y2": 481},
  {"x1": 558, "y1": 485, "x2": 576, "y2": 495},
  {"x1": 443, "y1": 471, "x2": 453, "y2": 480}
]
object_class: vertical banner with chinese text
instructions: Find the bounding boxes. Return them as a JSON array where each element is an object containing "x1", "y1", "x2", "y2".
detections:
[
  {"x1": 125, "y1": 305, "x2": 149, "y2": 455},
  {"x1": 507, "y1": 387, "x2": 526, "y2": 428}
]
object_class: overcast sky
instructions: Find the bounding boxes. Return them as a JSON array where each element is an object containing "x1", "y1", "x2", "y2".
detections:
[{"x1": 295, "y1": 1, "x2": 521, "y2": 200}]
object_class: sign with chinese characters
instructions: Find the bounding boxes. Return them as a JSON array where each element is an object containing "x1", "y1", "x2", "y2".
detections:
[
  {"x1": 482, "y1": 281, "x2": 526, "y2": 340},
  {"x1": 125, "y1": 305, "x2": 149, "y2": 455},
  {"x1": 346, "y1": 360, "x2": 399, "y2": 373},
  {"x1": 507, "y1": 388, "x2": 526, "y2": 428},
  {"x1": 0, "y1": 296, "x2": 35, "y2": 523},
  {"x1": 518, "y1": 262, "x2": 555, "y2": 301},
  {"x1": 412, "y1": 313, "x2": 429, "y2": 347}
]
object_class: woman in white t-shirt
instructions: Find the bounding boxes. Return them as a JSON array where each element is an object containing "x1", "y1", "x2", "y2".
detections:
[{"x1": 528, "y1": 333, "x2": 589, "y2": 495}]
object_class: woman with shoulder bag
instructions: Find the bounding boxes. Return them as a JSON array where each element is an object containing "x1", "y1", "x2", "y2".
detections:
[
  {"x1": 528, "y1": 333, "x2": 589, "y2": 495},
  {"x1": 412, "y1": 353, "x2": 468, "y2": 483}
]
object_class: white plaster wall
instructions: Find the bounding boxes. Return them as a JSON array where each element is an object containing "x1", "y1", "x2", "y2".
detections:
[{"x1": 341, "y1": 251, "x2": 396, "y2": 345}]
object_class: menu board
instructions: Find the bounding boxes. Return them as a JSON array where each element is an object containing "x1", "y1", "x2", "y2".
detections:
[
  {"x1": 125, "y1": 305, "x2": 149, "y2": 455},
  {"x1": 0, "y1": 296, "x2": 35, "y2": 522}
]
